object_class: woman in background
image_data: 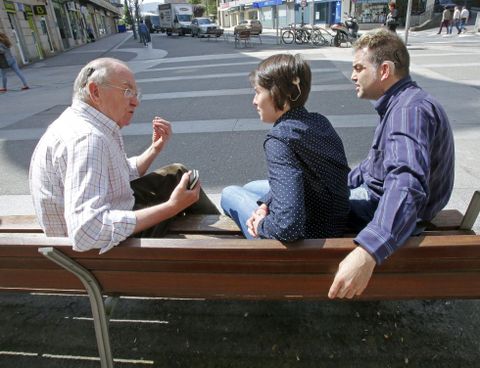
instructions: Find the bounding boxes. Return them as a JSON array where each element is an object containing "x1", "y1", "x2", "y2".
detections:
[{"x1": 0, "y1": 32, "x2": 30, "y2": 92}]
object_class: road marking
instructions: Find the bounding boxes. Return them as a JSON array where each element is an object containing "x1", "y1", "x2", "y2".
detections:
[
  {"x1": 141, "y1": 83, "x2": 354, "y2": 100},
  {"x1": 145, "y1": 60, "x2": 260, "y2": 72},
  {"x1": 68, "y1": 316, "x2": 169, "y2": 324},
  {"x1": 42, "y1": 353, "x2": 154, "y2": 364},
  {"x1": 0, "y1": 114, "x2": 378, "y2": 141},
  {"x1": 0, "y1": 351, "x2": 38, "y2": 357},
  {"x1": 136, "y1": 68, "x2": 338, "y2": 83}
]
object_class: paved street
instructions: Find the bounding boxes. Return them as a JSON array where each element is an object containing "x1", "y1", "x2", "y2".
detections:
[{"x1": 0, "y1": 29, "x2": 480, "y2": 367}]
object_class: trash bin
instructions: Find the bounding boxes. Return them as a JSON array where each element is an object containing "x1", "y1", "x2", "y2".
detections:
[{"x1": 118, "y1": 24, "x2": 126, "y2": 33}]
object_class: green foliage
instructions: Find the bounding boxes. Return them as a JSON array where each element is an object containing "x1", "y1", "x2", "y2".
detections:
[{"x1": 123, "y1": 0, "x2": 133, "y2": 26}]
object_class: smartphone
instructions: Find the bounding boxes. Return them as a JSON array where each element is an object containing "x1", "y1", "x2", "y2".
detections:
[{"x1": 188, "y1": 169, "x2": 199, "y2": 190}]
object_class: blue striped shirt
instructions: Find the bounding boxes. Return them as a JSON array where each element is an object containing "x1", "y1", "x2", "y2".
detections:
[{"x1": 349, "y1": 76, "x2": 455, "y2": 264}]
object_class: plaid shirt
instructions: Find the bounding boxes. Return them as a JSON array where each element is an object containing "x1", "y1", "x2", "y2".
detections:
[{"x1": 29, "y1": 100, "x2": 138, "y2": 253}]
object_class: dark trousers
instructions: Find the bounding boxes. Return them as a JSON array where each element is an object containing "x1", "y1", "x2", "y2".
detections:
[
  {"x1": 130, "y1": 163, "x2": 219, "y2": 238},
  {"x1": 438, "y1": 20, "x2": 450, "y2": 34}
]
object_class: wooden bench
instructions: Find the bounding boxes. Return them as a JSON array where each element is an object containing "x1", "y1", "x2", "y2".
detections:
[
  {"x1": 0, "y1": 190, "x2": 479, "y2": 368},
  {"x1": 234, "y1": 30, "x2": 251, "y2": 48}
]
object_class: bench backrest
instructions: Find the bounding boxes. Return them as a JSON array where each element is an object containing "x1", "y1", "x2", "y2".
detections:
[{"x1": 1, "y1": 234, "x2": 480, "y2": 300}]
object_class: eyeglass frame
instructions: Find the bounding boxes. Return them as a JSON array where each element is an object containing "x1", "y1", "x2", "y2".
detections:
[{"x1": 102, "y1": 83, "x2": 142, "y2": 101}]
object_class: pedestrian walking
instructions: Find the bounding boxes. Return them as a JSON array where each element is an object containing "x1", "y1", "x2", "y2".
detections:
[
  {"x1": 0, "y1": 32, "x2": 29, "y2": 93},
  {"x1": 138, "y1": 20, "x2": 150, "y2": 47},
  {"x1": 437, "y1": 7, "x2": 452, "y2": 34},
  {"x1": 452, "y1": 6, "x2": 461, "y2": 34},
  {"x1": 460, "y1": 6, "x2": 469, "y2": 33},
  {"x1": 385, "y1": 2, "x2": 399, "y2": 33},
  {"x1": 86, "y1": 25, "x2": 96, "y2": 42}
]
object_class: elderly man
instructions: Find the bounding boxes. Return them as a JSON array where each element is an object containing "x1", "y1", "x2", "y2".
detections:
[
  {"x1": 29, "y1": 57, "x2": 218, "y2": 253},
  {"x1": 328, "y1": 29, "x2": 455, "y2": 299}
]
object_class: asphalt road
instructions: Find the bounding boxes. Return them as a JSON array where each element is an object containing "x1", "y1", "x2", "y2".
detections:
[{"x1": 0, "y1": 29, "x2": 480, "y2": 367}]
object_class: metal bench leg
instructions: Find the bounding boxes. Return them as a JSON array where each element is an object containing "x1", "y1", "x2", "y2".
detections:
[
  {"x1": 38, "y1": 247, "x2": 113, "y2": 368},
  {"x1": 460, "y1": 190, "x2": 480, "y2": 230}
]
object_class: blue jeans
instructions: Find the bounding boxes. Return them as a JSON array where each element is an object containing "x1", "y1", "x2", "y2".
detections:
[
  {"x1": 1, "y1": 60, "x2": 28, "y2": 89},
  {"x1": 348, "y1": 184, "x2": 425, "y2": 235},
  {"x1": 348, "y1": 185, "x2": 378, "y2": 232},
  {"x1": 221, "y1": 180, "x2": 270, "y2": 239}
]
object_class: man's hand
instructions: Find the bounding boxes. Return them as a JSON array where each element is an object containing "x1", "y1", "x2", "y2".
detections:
[
  {"x1": 246, "y1": 204, "x2": 268, "y2": 238},
  {"x1": 328, "y1": 246, "x2": 376, "y2": 299},
  {"x1": 152, "y1": 117, "x2": 172, "y2": 153},
  {"x1": 168, "y1": 171, "x2": 200, "y2": 212}
]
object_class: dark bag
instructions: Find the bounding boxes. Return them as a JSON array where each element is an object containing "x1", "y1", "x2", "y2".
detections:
[
  {"x1": 0, "y1": 52, "x2": 9, "y2": 69},
  {"x1": 386, "y1": 17, "x2": 397, "y2": 27}
]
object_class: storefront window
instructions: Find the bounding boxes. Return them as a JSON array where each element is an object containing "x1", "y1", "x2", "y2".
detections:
[
  {"x1": 354, "y1": 1, "x2": 389, "y2": 23},
  {"x1": 313, "y1": 2, "x2": 329, "y2": 24}
]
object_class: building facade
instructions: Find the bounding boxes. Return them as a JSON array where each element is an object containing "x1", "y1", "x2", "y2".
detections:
[
  {"x1": 218, "y1": 0, "x2": 350, "y2": 29},
  {"x1": 1, "y1": 0, "x2": 123, "y2": 66}
]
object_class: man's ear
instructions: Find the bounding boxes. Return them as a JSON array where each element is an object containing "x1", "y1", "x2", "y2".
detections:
[
  {"x1": 87, "y1": 82, "x2": 100, "y2": 104},
  {"x1": 380, "y1": 61, "x2": 395, "y2": 82}
]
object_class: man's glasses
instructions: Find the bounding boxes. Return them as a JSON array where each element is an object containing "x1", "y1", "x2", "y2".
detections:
[{"x1": 103, "y1": 83, "x2": 142, "y2": 100}]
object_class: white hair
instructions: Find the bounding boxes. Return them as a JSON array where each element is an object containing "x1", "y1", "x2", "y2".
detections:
[{"x1": 72, "y1": 58, "x2": 130, "y2": 103}]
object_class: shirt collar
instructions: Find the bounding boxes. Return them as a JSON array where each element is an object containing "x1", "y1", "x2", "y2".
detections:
[
  {"x1": 374, "y1": 76, "x2": 414, "y2": 117},
  {"x1": 274, "y1": 106, "x2": 308, "y2": 126},
  {"x1": 71, "y1": 100, "x2": 121, "y2": 136}
]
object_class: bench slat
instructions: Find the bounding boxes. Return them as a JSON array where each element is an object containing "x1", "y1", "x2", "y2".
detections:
[
  {"x1": 0, "y1": 210, "x2": 468, "y2": 234},
  {"x1": 2, "y1": 268, "x2": 480, "y2": 301}
]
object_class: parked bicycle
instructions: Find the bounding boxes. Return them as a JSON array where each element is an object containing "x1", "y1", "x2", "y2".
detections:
[{"x1": 281, "y1": 24, "x2": 332, "y2": 47}]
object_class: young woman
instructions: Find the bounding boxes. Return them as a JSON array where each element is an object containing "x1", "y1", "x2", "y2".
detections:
[
  {"x1": 0, "y1": 32, "x2": 30, "y2": 92},
  {"x1": 385, "y1": 2, "x2": 399, "y2": 33},
  {"x1": 221, "y1": 54, "x2": 350, "y2": 241}
]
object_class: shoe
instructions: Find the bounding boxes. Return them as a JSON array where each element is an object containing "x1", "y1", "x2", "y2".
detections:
[
  {"x1": 0, "y1": 88, "x2": 6, "y2": 92},
  {"x1": 21, "y1": 86, "x2": 30, "y2": 90}
]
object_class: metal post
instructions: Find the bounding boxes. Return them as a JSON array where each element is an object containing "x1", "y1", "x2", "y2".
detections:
[
  {"x1": 404, "y1": 0, "x2": 413, "y2": 45},
  {"x1": 460, "y1": 191, "x2": 480, "y2": 230},
  {"x1": 38, "y1": 247, "x2": 114, "y2": 368}
]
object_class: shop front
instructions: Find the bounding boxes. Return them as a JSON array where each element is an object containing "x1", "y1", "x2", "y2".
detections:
[
  {"x1": 353, "y1": 0, "x2": 389, "y2": 24},
  {"x1": 1, "y1": 0, "x2": 61, "y2": 64}
]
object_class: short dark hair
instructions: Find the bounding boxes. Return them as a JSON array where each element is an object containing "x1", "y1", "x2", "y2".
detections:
[
  {"x1": 249, "y1": 54, "x2": 311, "y2": 111},
  {"x1": 353, "y1": 28, "x2": 410, "y2": 78}
]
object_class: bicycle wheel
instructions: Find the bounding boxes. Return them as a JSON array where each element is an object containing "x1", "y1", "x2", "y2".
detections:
[
  {"x1": 281, "y1": 29, "x2": 294, "y2": 44},
  {"x1": 295, "y1": 29, "x2": 307, "y2": 44},
  {"x1": 310, "y1": 30, "x2": 325, "y2": 46},
  {"x1": 334, "y1": 31, "x2": 347, "y2": 47},
  {"x1": 317, "y1": 27, "x2": 333, "y2": 46}
]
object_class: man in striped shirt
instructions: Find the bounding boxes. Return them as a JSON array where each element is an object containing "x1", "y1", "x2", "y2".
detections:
[
  {"x1": 328, "y1": 29, "x2": 455, "y2": 299},
  {"x1": 29, "y1": 58, "x2": 217, "y2": 253}
]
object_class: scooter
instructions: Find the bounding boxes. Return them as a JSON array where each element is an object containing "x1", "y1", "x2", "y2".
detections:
[{"x1": 331, "y1": 13, "x2": 359, "y2": 47}]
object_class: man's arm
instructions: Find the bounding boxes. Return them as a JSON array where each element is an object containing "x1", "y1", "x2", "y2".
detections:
[
  {"x1": 329, "y1": 106, "x2": 434, "y2": 298},
  {"x1": 133, "y1": 172, "x2": 200, "y2": 233},
  {"x1": 135, "y1": 117, "x2": 172, "y2": 176}
]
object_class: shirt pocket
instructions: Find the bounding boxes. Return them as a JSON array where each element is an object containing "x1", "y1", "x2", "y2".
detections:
[{"x1": 369, "y1": 148, "x2": 386, "y2": 181}]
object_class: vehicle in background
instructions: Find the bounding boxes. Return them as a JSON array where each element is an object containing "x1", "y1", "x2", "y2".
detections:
[
  {"x1": 159, "y1": 1, "x2": 193, "y2": 36},
  {"x1": 190, "y1": 18, "x2": 223, "y2": 38},
  {"x1": 234, "y1": 20, "x2": 262, "y2": 35},
  {"x1": 145, "y1": 14, "x2": 161, "y2": 33}
]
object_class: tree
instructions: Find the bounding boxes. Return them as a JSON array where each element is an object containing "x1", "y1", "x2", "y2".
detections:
[{"x1": 124, "y1": 0, "x2": 143, "y2": 39}]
